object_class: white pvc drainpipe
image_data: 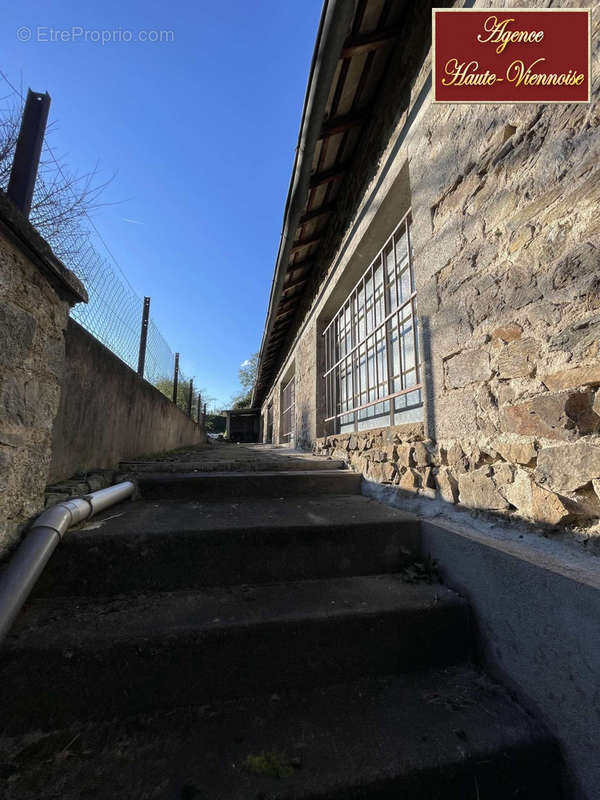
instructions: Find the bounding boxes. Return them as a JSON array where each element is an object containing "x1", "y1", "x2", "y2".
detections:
[{"x1": 0, "y1": 481, "x2": 135, "y2": 644}]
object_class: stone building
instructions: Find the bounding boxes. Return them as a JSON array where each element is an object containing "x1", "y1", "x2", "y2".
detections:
[{"x1": 254, "y1": 0, "x2": 600, "y2": 539}]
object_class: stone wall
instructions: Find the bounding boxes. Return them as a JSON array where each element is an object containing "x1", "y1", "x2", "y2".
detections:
[
  {"x1": 406, "y1": 0, "x2": 600, "y2": 543},
  {"x1": 314, "y1": 422, "x2": 431, "y2": 490},
  {"x1": 294, "y1": 321, "x2": 318, "y2": 449},
  {"x1": 0, "y1": 191, "x2": 85, "y2": 558},
  {"x1": 49, "y1": 319, "x2": 206, "y2": 482},
  {"x1": 265, "y1": 0, "x2": 600, "y2": 545}
]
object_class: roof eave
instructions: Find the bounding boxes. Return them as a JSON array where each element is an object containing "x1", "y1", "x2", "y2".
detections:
[{"x1": 252, "y1": 0, "x2": 356, "y2": 408}]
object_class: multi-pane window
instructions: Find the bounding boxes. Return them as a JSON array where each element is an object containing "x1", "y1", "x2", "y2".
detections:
[
  {"x1": 323, "y1": 212, "x2": 422, "y2": 433},
  {"x1": 280, "y1": 376, "x2": 295, "y2": 444}
]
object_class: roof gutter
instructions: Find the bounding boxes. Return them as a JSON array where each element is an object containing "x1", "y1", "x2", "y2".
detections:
[{"x1": 252, "y1": 0, "x2": 356, "y2": 408}]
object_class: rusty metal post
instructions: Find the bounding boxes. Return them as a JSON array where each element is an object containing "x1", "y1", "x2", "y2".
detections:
[
  {"x1": 172, "y1": 353, "x2": 179, "y2": 404},
  {"x1": 187, "y1": 378, "x2": 193, "y2": 417},
  {"x1": 137, "y1": 297, "x2": 150, "y2": 378},
  {"x1": 7, "y1": 90, "x2": 51, "y2": 217}
]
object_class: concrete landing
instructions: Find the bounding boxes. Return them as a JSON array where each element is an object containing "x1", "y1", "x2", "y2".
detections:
[{"x1": 120, "y1": 441, "x2": 345, "y2": 472}]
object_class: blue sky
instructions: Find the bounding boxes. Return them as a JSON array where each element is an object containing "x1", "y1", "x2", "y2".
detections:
[{"x1": 1, "y1": 0, "x2": 322, "y2": 409}]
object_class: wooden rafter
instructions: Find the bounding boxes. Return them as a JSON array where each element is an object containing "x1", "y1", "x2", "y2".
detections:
[
  {"x1": 320, "y1": 111, "x2": 365, "y2": 139},
  {"x1": 275, "y1": 309, "x2": 295, "y2": 321},
  {"x1": 309, "y1": 163, "x2": 348, "y2": 189},
  {"x1": 282, "y1": 278, "x2": 307, "y2": 296},
  {"x1": 299, "y1": 204, "x2": 335, "y2": 225},
  {"x1": 290, "y1": 232, "x2": 322, "y2": 254},
  {"x1": 277, "y1": 297, "x2": 298, "y2": 313},
  {"x1": 341, "y1": 27, "x2": 400, "y2": 58},
  {"x1": 287, "y1": 257, "x2": 313, "y2": 274}
]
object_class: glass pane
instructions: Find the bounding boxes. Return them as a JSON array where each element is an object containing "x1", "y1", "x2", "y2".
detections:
[
  {"x1": 358, "y1": 344, "x2": 367, "y2": 401},
  {"x1": 374, "y1": 263, "x2": 384, "y2": 326},
  {"x1": 400, "y1": 315, "x2": 415, "y2": 378},
  {"x1": 374, "y1": 258, "x2": 383, "y2": 287},
  {"x1": 367, "y1": 340, "x2": 376, "y2": 400},
  {"x1": 395, "y1": 226, "x2": 408, "y2": 271},
  {"x1": 389, "y1": 321, "x2": 400, "y2": 379},
  {"x1": 403, "y1": 367, "x2": 417, "y2": 389},
  {"x1": 376, "y1": 330, "x2": 387, "y2": 397},
  {"x1": 365, "y1": 275, "x2": 373, "y2": 334},
  {"x1": 384, "y1": 242, "x2": 395, "y2": 312},
  {"x1": 399, "y1": 266, "x2": 411, "y2": 304}
]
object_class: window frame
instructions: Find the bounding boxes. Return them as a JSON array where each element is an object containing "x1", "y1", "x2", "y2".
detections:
[
  {"x1": 322, "y1": 210, "x2": 422, "y2": 433},
  {"x1": 280, "y1": 375, "x2": 296, "y2": 444}
]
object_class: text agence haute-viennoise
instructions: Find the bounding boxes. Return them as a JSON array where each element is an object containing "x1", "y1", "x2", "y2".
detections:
[{"x1": 441, "y1": 15, "x2": 586, "y2": 89}]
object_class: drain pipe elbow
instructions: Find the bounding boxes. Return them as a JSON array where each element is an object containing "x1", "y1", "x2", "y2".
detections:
[{"x1": 0, "y1": 481, "x2": 135, "y2": 644}]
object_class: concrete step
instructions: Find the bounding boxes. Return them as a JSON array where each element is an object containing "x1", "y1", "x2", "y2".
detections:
[
  {"x1": 1, "y1": 576, "x2": 471, "y2": 731},
  {"x1": 33, "y1": 495, "x2": 420, "y2": 597},
  {"x1": 119, "y1": 457, "x2": 347, "y2": 472},
  {"x1": 0, "y1": 665, "x2": 560, "y2": 800},
  {"x1": 132, "y1": 470, "x2": 363, "y2": 500}
]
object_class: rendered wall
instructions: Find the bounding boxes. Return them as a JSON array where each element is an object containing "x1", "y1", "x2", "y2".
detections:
[
  {"x1": 418, "y1": 516, "x2": 600, "y2": 800},
  {"x1": 49, "y1": 319, "x2": 206, "y2": 482}
]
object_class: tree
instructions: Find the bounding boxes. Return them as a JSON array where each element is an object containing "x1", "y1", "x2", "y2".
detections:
[
  {"x1": 231, "y1": 389, "x2": 253, "y2": 409},
  {"x1": 154, "y1": 377, "x2": 217, "y2": 418},
  {"x1": 230, "y1": 352, "x2": 258, "y2": 409},
  {"x1": 205, "y1": 413, "x2": 226, "y2": 434},
  {"x1": 239, "y1": 353, "x2": 259, "y2": 391}
]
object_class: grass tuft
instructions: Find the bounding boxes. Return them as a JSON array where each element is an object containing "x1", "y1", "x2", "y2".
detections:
[{"x1": 242, "y1": 751, "x2": 299, "y2": 779}]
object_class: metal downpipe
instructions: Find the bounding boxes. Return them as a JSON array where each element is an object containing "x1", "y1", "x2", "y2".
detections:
[{"x1": 0, "y1": 481, "x2": 135, "y2": 644}]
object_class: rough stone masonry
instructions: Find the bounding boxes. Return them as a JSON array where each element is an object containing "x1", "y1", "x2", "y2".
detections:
[
  {"x1": 0, "y1": 190, "x2": 86, "y2": 558},
  {"x1": 314, "y1": 1, "x2": 600, "y2": 550}
]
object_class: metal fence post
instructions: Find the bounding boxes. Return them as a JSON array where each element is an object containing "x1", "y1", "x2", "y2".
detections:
[
  {"x1": 187, "y1": 378, "x2": 193, "y2": 417},
  {"x1": 137, "y1": 297, "x2": 150, "y2": 378},
  {"x1": 172, "y1": 353, "x2": 179, "y2": 405},
  {"x1": 7, "y1": 90, "x2": 51, "y2": 217},
  {"x1": 196, "y1": 393, "x2": 202, "y2": 424}
]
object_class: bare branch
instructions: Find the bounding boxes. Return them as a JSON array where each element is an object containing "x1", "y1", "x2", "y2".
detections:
[{"x1": 0, "y1": 79, "x2": 114, "y2": 258}]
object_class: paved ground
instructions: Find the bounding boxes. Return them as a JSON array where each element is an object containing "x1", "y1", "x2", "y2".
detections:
[{"x1": 119, "y1": 441, "x2": 344, "y2": 472}]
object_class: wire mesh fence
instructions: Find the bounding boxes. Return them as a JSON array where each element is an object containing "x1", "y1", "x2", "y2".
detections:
[
  {"x1": 0, "y1": 76, "x2": 200, "y2": 419},
  {"x1": 49, "y1": 188, "x2": 183, "y2": 398}
]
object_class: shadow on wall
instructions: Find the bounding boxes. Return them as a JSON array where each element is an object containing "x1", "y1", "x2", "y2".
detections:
[
  {"x1": 49, "y1": 319, "x2": 206, "y2": 483},
  {"x1": 420, "y1": 316, "x2": 437, "y2": 445},
  {"x1": 314, "y1": 311, "x2": 600, "y2": 552},
  {"x1": 314, "y1": 411, "x2": 600, "y2": 553},
  {"x1": 296, "y1": 403, "x2": 311, "y2": 450}
]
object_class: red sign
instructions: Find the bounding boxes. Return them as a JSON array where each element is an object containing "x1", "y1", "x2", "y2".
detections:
[{"x1": 433, "y1": 8, "x2": 591, "y2": 103}]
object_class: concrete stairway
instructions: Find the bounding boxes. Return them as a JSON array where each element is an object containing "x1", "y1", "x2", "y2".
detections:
[{"x1": 0, "y1": 449, "x2": 561, "y2": 799}]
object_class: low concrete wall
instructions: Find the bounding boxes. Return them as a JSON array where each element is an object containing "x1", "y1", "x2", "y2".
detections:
[
  {"x1": 415, "y1": 514, "x2": 600, "y2": 800},
  {"x1": 49, "y1": 319, "x2": 205, "y2": 482}
]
